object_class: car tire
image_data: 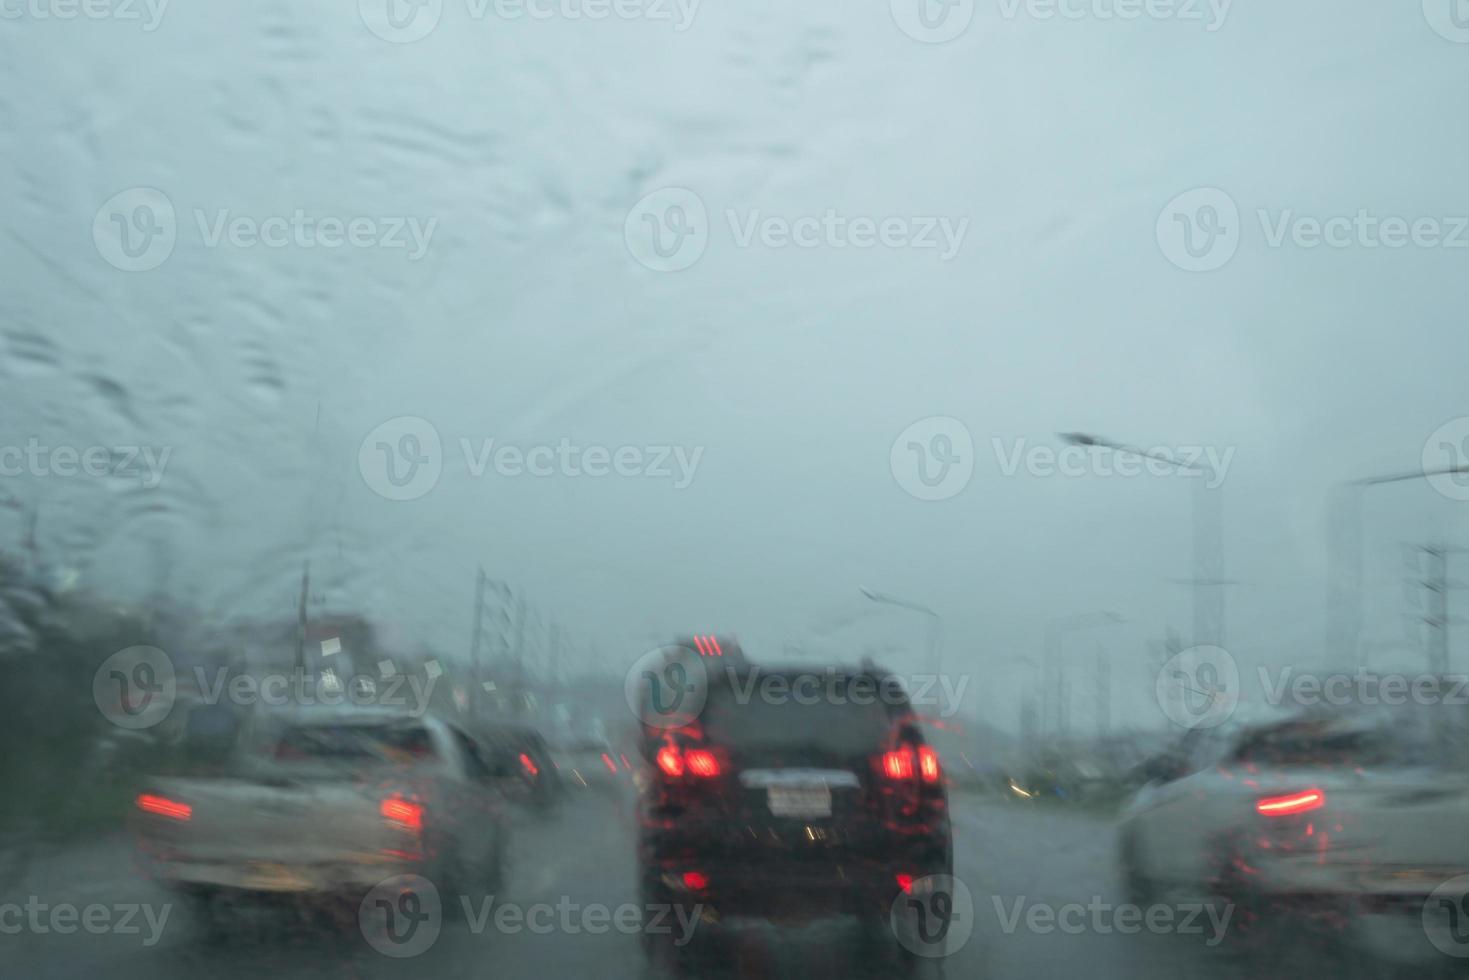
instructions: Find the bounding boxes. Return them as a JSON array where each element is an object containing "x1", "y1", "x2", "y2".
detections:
[
  {"x1": 1118, "y1": 828, "x2": 1156, "y2": 906},
  {"x1": 639, "y1": 875, "x2": 708, "y2": 977},
  {"x1": 178, "y1": 885, "x2": 228, "y2": 946}
]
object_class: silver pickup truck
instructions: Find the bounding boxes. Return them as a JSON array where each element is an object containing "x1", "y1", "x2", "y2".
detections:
[{"x1": 130, "y1": 707, "x2": 511, "y2": 922}]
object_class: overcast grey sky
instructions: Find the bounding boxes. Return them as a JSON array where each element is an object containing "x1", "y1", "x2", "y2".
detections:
[{"x1": 3, "y1": 0, "x2": 1468, "y2": 732}]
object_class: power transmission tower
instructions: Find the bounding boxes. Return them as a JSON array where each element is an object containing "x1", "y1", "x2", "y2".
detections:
[{"x1": 1407, "y1": 544, "x2": 1468, "y2": 675}]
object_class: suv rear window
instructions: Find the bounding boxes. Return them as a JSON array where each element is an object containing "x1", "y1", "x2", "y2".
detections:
[{"x1": 701, "y1": 673, "x2": 898, "y2": 752}]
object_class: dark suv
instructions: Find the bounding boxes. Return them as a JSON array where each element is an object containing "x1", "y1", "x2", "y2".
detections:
[{"x1": 635, "y1": 642, "x2": 952, "y2": 966}]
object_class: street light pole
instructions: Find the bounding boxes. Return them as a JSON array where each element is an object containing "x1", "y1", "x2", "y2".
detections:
[
  {"x1": 1325, "y1": 466, "x2": 1469, "y2": 667},
  {"x1": 1043, "y1": 611, "x2": 1126, "y2": 738},
  {"x1": 1060, "y1": 432, "x2": 1227, "y2": 649},
  {"x1": 858, "y1": 588, "x2": 944, "y2": 678}
]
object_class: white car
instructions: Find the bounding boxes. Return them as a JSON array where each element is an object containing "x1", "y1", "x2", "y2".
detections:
[
  {"x1": 1117, "y1": 704, "x2": 1469, "y2": 960},
  {"x1": 131, "y1": 709, "x2": 512, "y2": 927}
]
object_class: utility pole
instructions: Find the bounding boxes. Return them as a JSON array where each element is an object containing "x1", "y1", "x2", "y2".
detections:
[
  {"x1": 1096, "y1": 643, "x2": 1110, "y2": 737},
  {"x1": 1058, "y1": 671, "x2": 1069, "y2": 740},
  {"x1": 511, "y1": 595, "x2": 527, "y2": 697},
  {"x1": 294, "y1": 560, "x2": 311, "y2": 671},
  {"x1": 470, "y1": 565, "x2": 488, "y2": 715},
  {"x1": 547, "y1": 621, "x2": 561, "y2": 696}
]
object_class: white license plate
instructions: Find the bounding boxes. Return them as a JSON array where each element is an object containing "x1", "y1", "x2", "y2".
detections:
[
  {"x1": 767, "y1": 785, "x2": 831, "y2": 818},
  {"x1": 241, "y1": 863, "x2": 313, "y2": 892}
]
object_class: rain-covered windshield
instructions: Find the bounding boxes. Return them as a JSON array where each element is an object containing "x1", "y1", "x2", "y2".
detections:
[{"x1": 6, "y1": 4, "x2": 1469, "y2": 979}]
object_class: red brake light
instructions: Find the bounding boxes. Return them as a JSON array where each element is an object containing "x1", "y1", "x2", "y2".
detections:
[
  {"x1": 882, "y1": 749, "x2": 915, "y2": 780},
  {"x1": 601, "y1": 752, "x2": 618, "y2": 773},
  {"x1": 657, "y1": 745, "x2": 720, "y2": 778},
  {"x1": 682, "y1": 871, "x2": 709, "y2": 890},
  {"x1": 656, "y1": 745, "x2": 685, "y2": 777},
  {"x1": 685, "y1": 749, "x2": 720, "y2": 778},
  {"x1": 519, "y1": 752, "x2": 539, "y2": 778},
  {"x1": 918, "y1": 746, "x2": 941, "y2": 783},
  {"x1": 381, "y1": 797, "x2": 424, "y2": 832},
  {"x1": 1256, "y1": 789, "x2": 1325, "y2": 816},
  {"x1": 136, "y1": 793, "x2": 192, "y2": 821},
  {"x1": 692, "y1": 635, "x2": 723, "y2": 657},
  {"x1": 896, "y1": 873, "x2": 914, "y2": 893}
]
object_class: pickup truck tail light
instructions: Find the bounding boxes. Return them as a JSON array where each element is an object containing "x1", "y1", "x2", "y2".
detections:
[
  {"x1": 381, "y1": 796, "x2": 425, "y2": 833},
  {"x1": 136, "y1": 793, "x2": 192, "y2": 821},
  {"x1": 1256, "y1": 788, "x2": 1325, "y2": 816}
]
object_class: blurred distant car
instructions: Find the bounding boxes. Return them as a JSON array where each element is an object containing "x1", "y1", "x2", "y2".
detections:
[
  {"x1": 130, "y1": 709, "x2": 512, "y2": 931},
  {"x1": 545, "y1": 725, "x2": 633, "y2": 795},
  {"x1": 635, "y1": 647, "x2": 952, "y2": 971},
  {"x1": 476, "y1": 723, "x2": 562, "y2": 810},
  {"x1": 1117, "y1": 704, "x2": 1469, "y2": 959}
]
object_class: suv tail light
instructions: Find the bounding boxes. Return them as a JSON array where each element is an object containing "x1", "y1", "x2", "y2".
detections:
[
  {"x1": 882, "y1": 750, "x2": 915, "y2": 780},
  {"x1": 1256, "y1": 789, "x2": 1325, "y2": 816},
  {"x1": 685, "y1": 749, "x2": 720, "y2": 777},
  {"x1": 136, "y1": 793, "x2": 192, "y2": 821},
  {"x1": 656, "y1": 744, "x2": 721, "y2": 779},
  {"x1": 656, "y1": 745, "x2": 685, "y2": 777},
  {"x1": 918, "y1": 745, "x2": 941, "y2": 783},
  {"x1": 882, "y1": 746, "x2": 940, "y2": 783}
]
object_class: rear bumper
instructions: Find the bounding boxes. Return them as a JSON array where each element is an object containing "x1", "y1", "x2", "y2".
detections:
[
  {"x1": 646, "y1": 858, "x2": 949, "y2": 922},
  {"x1": 138, "y1": 852, "x2": 421, "y2": 895},
  {"x1": 641, "y1": 837, "x2": 950, "y2": 922}
]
